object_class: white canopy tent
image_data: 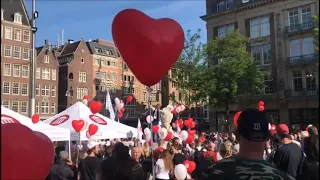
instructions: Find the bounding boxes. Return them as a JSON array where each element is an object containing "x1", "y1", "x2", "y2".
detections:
[
  {"x1": 43, "y1": 102, "x2": 138, "y2": 140},
  {"x1": 1, "y1": 106, "x2": 71, "y2": 142}
]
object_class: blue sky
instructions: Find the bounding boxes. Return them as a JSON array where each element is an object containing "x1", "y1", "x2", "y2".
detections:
[{"x1": 25, "y1": 1, "x2": 207, "y2": 47}]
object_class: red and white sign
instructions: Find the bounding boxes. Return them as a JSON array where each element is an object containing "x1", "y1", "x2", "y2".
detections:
[
  {"x1": 89, "y1": 115, "x2": 107, "y2": 125},
  {"x1": 1, "y1": 114, "x2": 20, "y2": 124},
  {"x1": 50, "y1": 115, "x2": 70, "y2": 126}
]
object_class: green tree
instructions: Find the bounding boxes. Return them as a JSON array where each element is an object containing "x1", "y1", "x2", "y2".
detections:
[
  {"x1": 313, "y1": 15, "x2": 319, "y2": 64},
  {"x1": 202, "y1": 30, "x2": 265, "y2": 132}
]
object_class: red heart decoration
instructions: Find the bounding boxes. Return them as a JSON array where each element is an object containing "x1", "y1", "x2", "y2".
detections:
[
  {"x1": 112, "y1": 9, "x2": 184, "y2": 86},
  {"x1": 127, "y1": 96, "x2": 133, "y2": 103},
  {"x1": 259, "y1": 106, "x2": 265, "y2": 111},
  {"x1": 187, "y1": 130, "x2": 196, "y2": 136},
  {"x1": 175, "y1": 119, "x2": 184, "y2": 129},
  {"x1": 258, "y1": 101, "x2": 264, "y2": 107},
  {"x1": 183, "y1": 160, "x2": 196, "y2": 174},
  {"x1": 89, "y1": 101, "x2": 102, "y2": 114},
  {"x1": 72, "y1": 120, "x2": 85, "y2": 132},
  {"x1": 152, "y1": 125, "x2": 160, "y2": 133},
  {"x1": 164, "y1": 131, "x2": 173, "y2": 141},
  {"x1": 88, "y1": 124, "x2": 98, "y2": 136},
  {"x1": 31, "y1": 114, "x2": 40, "y2": 124},
  {"x1": 1, "y1": 123, "x2": 54, "y2": 179},
  {"x1": 185, "y1": 135, "x2": 194, "y2": 144}
]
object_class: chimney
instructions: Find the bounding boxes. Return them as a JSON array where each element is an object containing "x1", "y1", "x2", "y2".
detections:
[
  {"x1": 45, "y1": 39, "x2": 49, "y2": 46},
  {"x1": 67, "y1": 39, "x2": 74, "y2": 44}
]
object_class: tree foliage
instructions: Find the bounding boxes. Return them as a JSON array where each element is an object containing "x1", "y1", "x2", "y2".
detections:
[{"x1": 313, "y1": 16, "x2": 319, "y2": 62}]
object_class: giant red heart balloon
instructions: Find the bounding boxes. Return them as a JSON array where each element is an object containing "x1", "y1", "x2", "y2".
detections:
[
  {"x1": 88, "y1": 124, "x2": 98, "y2": 136},
  {"x1": 89, "y1": 101, "x2": 103, "y2": 114},
  {"x1": 183, "y1": 160, "x2": 196, "y2": 174},
  {"x1": 1, "y1": 123, "x2": 54, "y2": 180},
  {"x1": 72, "y1": 120, "x2": 85, "y2": 132},
  {"x1": 112, "y1": 9, "x2": 184, "y2": 86}
]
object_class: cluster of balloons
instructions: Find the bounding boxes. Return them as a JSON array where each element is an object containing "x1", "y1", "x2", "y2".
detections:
[
  {"x1": 115, "y1": 95, "x2": 133, "y2": 118},
  {"x1": 175, "y1": 160, "x2": 196, "y2": 180},
  {"x1": 171, "y1": 104, "x2": 186, "y2": 114},
  {"x1": 258, "y1": 101, "x2": 265, "y2": 111},
  {"x1": 145, "y1": 126, "x2": 174, "y2": 142}
]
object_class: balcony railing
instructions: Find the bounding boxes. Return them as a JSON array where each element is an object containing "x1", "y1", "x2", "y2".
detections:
[
  {"x1": 286, "y1": 21, "x2": 314, "y2": 34},
  {"x1": 287, "y1": 54, "x2": 318, "y2": 65},
  {"x1": 285, "y1": 88, "x2": 319, "y2": 97}
]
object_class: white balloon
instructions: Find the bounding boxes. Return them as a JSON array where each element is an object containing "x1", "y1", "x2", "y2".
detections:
[
  {"x1": 144, "y1": 128, "x2": 151, "y2": 137},
  {"x1": 308, "y1": 124, "x2": 313, "y2": 127},
  {"x1": 158, "y1": 128, "x2": 168, "y2": 140},
  {"x1": 180, "y1": 105, "x2": 186, "y2": 111},
  {"x1": 146, "y1": 115, "x2": 154, "y2": 123},
  {"x1": 174, "y1": 164, "x2": 187, "y2": 180},
  {"x1": 82, "y1": 99, "x2": 88, "y2": 105},
  {"x1": 179, "y1": 130, "x2": 188, "y2": 141},
  {"x1": 117, "y1": 102, "x2": 124, "y2": 110},
  {"x1": 172, "y1": 123, "x2": 177, "y2": 128},
  {"x1": 114, "y1": 98, "x2": 120, "y2": 105}
]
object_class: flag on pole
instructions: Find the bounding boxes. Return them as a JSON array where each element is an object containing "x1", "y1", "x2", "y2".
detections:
[
  {"x1": 105, "y1": 91, "x2": 115, "y2": 120},
  {"x1": 137, "y1": 119, "x2": 143, "y2": 141}
]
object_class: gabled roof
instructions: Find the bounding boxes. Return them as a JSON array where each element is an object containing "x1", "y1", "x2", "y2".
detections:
[
  {"x1": 36, "y1": 46, "x2": 44, "y2": 56},
  {"x1": 2, "y1": 0, "x2": 31, "y2": 26},
  {"x1": 59, "y1": 41, "x2": 81, "y2": 57},
  {"x1": 86, "y1": 40, "x2": 119, "y2": 58}
]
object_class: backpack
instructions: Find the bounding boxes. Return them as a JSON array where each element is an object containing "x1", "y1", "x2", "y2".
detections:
[{"x1": 192, "y1": 148, "x2": 205, "y2": 179}]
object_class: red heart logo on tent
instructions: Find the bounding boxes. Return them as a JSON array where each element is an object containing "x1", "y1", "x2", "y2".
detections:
[
  {"x1": 112, "y1": 9, "x2": 184, "y2": 86},
  {"x1": 88, "y1": 124, "x2": 98, "y2": 136},
  {"x1": 72, "y1": 120, "x2": 85, "y2": 132}
]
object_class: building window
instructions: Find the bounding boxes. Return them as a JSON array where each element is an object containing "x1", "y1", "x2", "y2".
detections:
[
  {"x1": 292, "y1": 70, "x2": 303, "y2": 91},
  {"x1": 290, "y1": 37, "x2": 314, "y2": 57},
  {"x1": 107, "y1": 72, "x2": 111, "y2": 80},
  {"x1": 12, "y1": 101, "x2": 19, "y2": 112},
  {"x1": 51, "y1": 69, "x2": 56, "y2": 81},
  {"x1": 14, "y1": 28, "x2": 21, "y2": 41},
  {"x1": 36, "y1": 67, "x2": 41, "y2": 79},
  {"x1": 51, "y1": 103, "x2": 56, "y2": 114},
  {"x1": 13, "y1": 65, "x2": 20, "y2": 77},
  {"x1": 13, "y1": 13, "x2": 22, "y2": 24},
  {"x1": 128, "y1": 110, "x2": 136, "y2": 118},
  {"x1": 5, "y1": 26, "x2": 12, "y2": 39},
  {"x1": 36, "y1": 84, "x2": 40, "y2": 96},
  {"x1": 51, "y1": 86, "x2": 56, "y2": 97},
  {"x1": 218, "y1": 24, "x2": 235, "y2": 38},
  {"x1": 3, "y1": 82, "x2": 10, "y2": 94},
  {"x1": 81, "y1": 58, "x2": 84, "y2": 63},
  {"x1": 23, "y1": 30, "x2": 30, "y2": 43},
  {"x1": 22, "y1": 65, "x2": 29, "y2": 78},
  {"x1": 23, "y1": 48, "x2": 29, "y2": 60},
  {"x1": 251, "y1": 44, "x2": 271, "y2": 65},
  {"x1": 44, "y1": 55, "x2": 49, "y2": 63},
  {"x1": 3, "y1": 63, "x2": 11, "y2": 76},
  {"x1": 226, "y1": 0, "x2": 233, "y2": 9},
  {"x1": 301, "y1": 7, "x2": 312, "y2": 24},
  {"x1": 112, "y1": 61, "x2": 116, "y2": 67},
  {"x1": 77, "y1": 88, "x2": 88, "y2": 99},
  {"x1": 288, "y1": 9, "x2": 299, "y2": 27},
  {"x1": 95, "y1": 47, "x2": 103, "y2": 53},
  {"x1": 41, "y1": 85, "x2": 50, "y2": 96},
  {"x1": 216, "y1": 1, "x2": 225, "y2": 13},
  {"x1": 264, "y1": 75, "x2": 273, "y2": 94},
  {"x1": 95, "y1": 58, "x2": 100, "y2": 65},
  {"x1": 79, "y1": 72, "x2": 86, "y2": 82},
  {"x1": 20, "y1": 101, "x2": 28, "y2": 114},
  {"x1": 1, "y1": 9, "x2": 3, "y2": 20},
  {"x1": 250, "y1": 16, "x2": 270, "y2": 38},
  {"x1": 12, "y1": 83, "x2": 20, "y2": 95},
  {"x1": 101, "y1": 59, "x2": 105, "y2": 66},
  {"x1": 4, "y1": 45, "x2": 12, "y2": 57},
  {"x1": 305, "y1": 69, "x2": 316, "y2": 91},
  {"x1": 41, "y1": 102, "x2": 49, "y2": 114},
  {"x1": 13, "y1": 46, "x2": 21, "y2": 59},
  {"x1": 203, "y1": 105, "x2": 209, "y2": 119},
  {"x1": 2, "y1": 100, "x2": 10, "y2": 108},
  {"x1": 36, "y1": 102, "x2": 39, "y2": 114},
  {"x1": 21, "y1": 83, "x2": 28, "y2": 96},
  {"x1": 42, "y1": 68, "x2": 50, "y2": 80},
  {"x1": 112, "y1": 73, "x2": 117, "y2": 81}
]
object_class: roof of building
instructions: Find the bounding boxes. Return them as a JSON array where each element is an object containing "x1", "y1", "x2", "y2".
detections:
[
  {"x1": 59, "y1": 41, "x2": 81, "y2": 57},
  {"x1": 1, "y1": 0, "x2": 30, "y2": 26},
  {"x1": 86, "y1": 39, "x2": 119, "y2": 58}
]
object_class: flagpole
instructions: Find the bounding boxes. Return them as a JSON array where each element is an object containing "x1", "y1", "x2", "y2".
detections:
[{"x1": 146, "y1": 86, "x2": 155, "y2": 179}]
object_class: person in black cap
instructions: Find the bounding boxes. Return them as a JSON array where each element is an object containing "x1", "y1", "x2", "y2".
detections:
[{"x1": 204, "y1": 108, "x2": 291, "y2": 180}]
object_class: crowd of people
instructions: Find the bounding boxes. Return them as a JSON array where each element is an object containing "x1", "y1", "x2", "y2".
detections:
[{"x1": 46, "y1": 109, "x2": 319, "y2": 180}]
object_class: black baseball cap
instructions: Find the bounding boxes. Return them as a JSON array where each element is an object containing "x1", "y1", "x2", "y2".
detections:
[{"x1": 237, "y1": 108, "x2": 269, "y2": 142}]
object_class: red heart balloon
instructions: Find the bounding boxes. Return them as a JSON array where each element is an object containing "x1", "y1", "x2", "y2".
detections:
[
  {"x1": 112, "y1": 9, "x2": 184, "y2": 86},
  {"x1": 234, "y1": 111, "x2": 242, "y2": 127},
  {"x1": 118, "y1": 112, "x2": 123, "y2": 118},
  {"x1": 187, "y1": 130, "x2": 196, "y2": 136},
  {"x1": 120, "y1": 108, "x2": 125, "y2": 113},
  {"x1": 164, "y1": 131, "x2": 173, "y2": 141},
  {"x1": 88, "y1": 124, "x2": 98, "y2": 136},
  {"x1": 72, "y1": 120, "x2": 85, "y2": 132},
  {"x1": 183, "y1": 160, "x2": 196, "y2": 174},
  {"x1": 89, "y1": 101, "x2": 102, "y2": 114},
  {"x1": 1, "y1": 123, "x2": 54, "y2": 180},
  {"x1": 127, "y1": 96, "x2": 133, "y2": 103},
  {"x1": 185, "y1": 135, "x2": 194, "y2": 144},
  {"x1": 152, "y1": 125, "x2": 160, "y2": 133},
  {"x1": 31, "y1": 114, "x2": 40, "y2": 124},
  {"x1": 259, "y1": 106, "x2": 265, "y2": 111}
]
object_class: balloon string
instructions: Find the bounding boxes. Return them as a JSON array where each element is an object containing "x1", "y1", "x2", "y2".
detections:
[{"x1": 146, "y1": 86, "x2": 155, "y2": 179}]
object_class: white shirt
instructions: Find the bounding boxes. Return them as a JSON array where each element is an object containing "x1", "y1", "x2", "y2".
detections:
[{"x1": 155, "y1": 159, "x2": 170, "y2": 180}]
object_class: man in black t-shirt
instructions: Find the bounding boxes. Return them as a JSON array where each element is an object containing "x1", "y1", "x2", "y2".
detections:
[
  {"x1": 78, "y1": 141, "x2": 103, "y2": 180},
  {"x1": 273, "y1": 124, "x2": 303, "y2": 179}
]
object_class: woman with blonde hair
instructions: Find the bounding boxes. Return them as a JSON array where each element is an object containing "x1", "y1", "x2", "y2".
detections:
[
  {"x1": 217, "y1": 140, "x2": 233, "y2": 161},
  {"x1": 131, "y1": 139, "x2": 143, "y2": 163},
  {"x1": 155, "y1": 149, "x2": 174, "y2": 180},
  {"x1": 142, "y1": 142, "x2": 150, "y2": 158}
]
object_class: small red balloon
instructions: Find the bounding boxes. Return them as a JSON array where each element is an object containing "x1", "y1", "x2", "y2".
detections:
[
  {"x1": 234, "y1": 111, "x2": 242, "y2": 127},
  {"x1": 31, "y1": 114, "x2": 40, "y2": 124},
  {"x1": 183, "y1": 160, "x2": 196, "y2": 174},
  {"x1": 259, "y1": 106, "x2": 265, "y2": 111},
  {"x1": 120, "y1": 108, "x2": 125, "y2": 113},
  {"x1": 258, "y1": 101, "x2": 264, "y2": 107},
  {"x1": 148, "y1": 139, "x2": 152, "y2": 146},
  {"x1": 152, "y1": 125, "x2": 160, "y2": 133},
  {"x1": 164, "y1": 131, "x2": 173, "y2": 141},
  {"x1": 185, "y1": 135, "x2": 194, "y2": 144},
  {"x1": 118, "y1": 112, "x2": 123, "y2": 118},
  {"x1": 112, "y1": 9, "x2": 184, "y2": 86},
  {"x1": 83, "y1": 95, "x2": 89, "y2": 100},
  {"x1": 72, "y1": 120, "x2": 85, "y2": 132},
  {"x1": 88, "y1": 124, "x2": 98, "y2": 136},
  {"x1": 127, "y1": 96, "x2": 133, "y2": 103},
  {"x1": 187, "y1": 130, "x2": 196, "y2": 136},
  {"x1": 89, "y1": 101, "x2": 103, "y2": 114}
]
